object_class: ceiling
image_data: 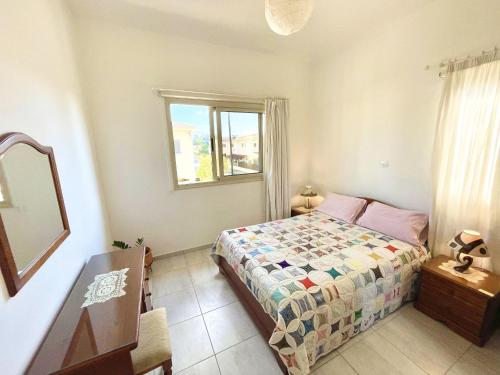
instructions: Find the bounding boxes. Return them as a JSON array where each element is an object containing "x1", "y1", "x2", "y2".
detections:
[{"x1": 67, "y1": 0, "x2": 436, "y2": 60}]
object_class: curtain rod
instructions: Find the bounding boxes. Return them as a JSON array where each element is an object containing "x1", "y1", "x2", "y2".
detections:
[
  {"x1": 154, "y1": 88, "x2": 265, "y2": 104},
  {"x1": 425, "y1": 46, "x2": 499, "y2": 77}
]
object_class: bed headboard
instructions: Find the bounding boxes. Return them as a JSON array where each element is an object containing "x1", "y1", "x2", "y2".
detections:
[
  {"x1": 359, "y1": 197, "x2": 395, "y2": 207},
  {"x1": 356, "y1": 196, "x2": 400, "y2": 220}
]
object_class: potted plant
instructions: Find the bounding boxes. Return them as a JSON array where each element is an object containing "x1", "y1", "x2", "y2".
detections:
[{"x1": 112, "y1": 237, "x2": 153, "y2": 271}]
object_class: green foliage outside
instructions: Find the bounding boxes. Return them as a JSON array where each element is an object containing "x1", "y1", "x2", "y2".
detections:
[
  {"x1": 195, "y1": 154, "x2": 212, "y2": 181},
  {"x1": 195, "y1": 154, "x2": 230, "y2": 180},
  {"x1": 193, "y1": 135, "x2": 234, "y2": 180},
  {"x1": 194, "y1": 136, "x2": 209, "y2": 154}
]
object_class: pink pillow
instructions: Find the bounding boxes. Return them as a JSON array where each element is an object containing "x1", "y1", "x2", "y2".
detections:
[
  {"x1": 316, "y1": 192, "x2": 367, "y2": 223},
  {"x1": 356, "y1": 202, "x2": 429, "y2": 245}
]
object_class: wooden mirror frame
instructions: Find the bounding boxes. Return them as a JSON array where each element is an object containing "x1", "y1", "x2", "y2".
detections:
[{"x1": 0, "y1": 132, "x2": 70, "y2": 296}]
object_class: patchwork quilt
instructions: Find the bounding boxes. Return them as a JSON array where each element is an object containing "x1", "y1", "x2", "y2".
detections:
[{"x1": 212, "y1": 211, "x2": 430, "y2": 375}]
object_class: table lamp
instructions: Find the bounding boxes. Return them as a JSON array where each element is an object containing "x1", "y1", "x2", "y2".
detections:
[
  {"x1": 300, "y1": 185, "x2": 317, "y2": 209},
  {"x1": 447, "y1": 230, "x2": 491, "y2": 273}
]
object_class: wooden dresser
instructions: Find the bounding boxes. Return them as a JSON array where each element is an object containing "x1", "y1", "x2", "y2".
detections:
[
  {"x1": 415, "y1": 255, "x2": 500, "y2": 346},
  {"x1": 26, "y1": 247, "x2": 151, "y2": 375}
]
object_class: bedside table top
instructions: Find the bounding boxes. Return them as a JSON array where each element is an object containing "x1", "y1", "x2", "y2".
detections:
[
  {"x1": 291, "y1": 206, "x2": 314, "y2": 214},
  {"x1": 423, "y1": 255, "x2": 500, "y2": 298}
]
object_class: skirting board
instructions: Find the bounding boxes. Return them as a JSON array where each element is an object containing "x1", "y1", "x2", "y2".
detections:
[{"x1": 153, "y1": 243, "x2": 213, "y2": 260}]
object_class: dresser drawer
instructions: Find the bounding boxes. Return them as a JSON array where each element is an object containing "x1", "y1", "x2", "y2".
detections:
[
  {"x1": 452, "y1": 287, "x2": 489, "y2": 313},
  {"x1": 421, "y1": 271, "x2": 456, "y2": 294},
  {"x1": 417, "y1": 287, "x2": 451, "y2": 317},
  {"x1": 417, "y1": 289, "x2": 484, "y2": 337},
  {"x1": 422, "y1": 270, "x2": 489, "y2": 312},
  {"x1": 447, "y1": 306, "x2": 483, "y2": 334},
  {"x1": 421, "y1": 276, "x2": 452, "y2": 297},
  {"x1": 419, "y1": 270, "x2": 487, "y2": 332}
]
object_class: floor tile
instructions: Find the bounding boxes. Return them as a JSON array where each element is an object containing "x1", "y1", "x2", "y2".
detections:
[
  {"x1": 311, "y1": 349, "x2": 339, "y2": 370},
  {"x1": 447, "y1": 349, "x2": 499, "y2": 375},
  {"x1": 216, "y1": 335, "x2": 282, "y2": 375},
  {"x1": 337, "y1": 302, "x2": 408, "y2": 355},
  {"x1": 152, "y1": 268, "x2": 193, "y2": 298},
  {"x1": 152, "y1": 254, "x2": 187, "y2": 274},
  {"x1": 144, "y1": 368, "x2": 162, "y2": 375},
  {"x1": 194, "y1": 277, "x2": 237, "y2": 313},
  {"x1": 169, "y1": 316, "x2": 214, "y2": 373},
  {"x1": 342, "y1": 331, "x2": 426, "y2": 375},
  {"x1": 188, "y1": 260, "x2": 221, "y2": 286},
  {"x1": 175, "y1": 356, "x2": 221, "y2": 375},
  {"x1": 371, "y1": 302, "x2": 411, "y2": 331},
  {"x1": 185, "y1": 247, "x2": 213, "y2": 266},
  {"x1": 312, "y1": 355, "x2": 357, "y2": 375},
  {"x1": 204, "y1": 302, "x2": 258, "y2": 353},
  {"x1": 338, "y1": 326, "x2": 374, "y2": 353},
  {"x1": 376, "y1": 305, "x2": 471, "y2": 375},
  {"x1": 449, "y1": 330, "x2": 500, "y2": 374},
  {"x1": 153, "y1": 287, "x2": 201, "y2": 326}
]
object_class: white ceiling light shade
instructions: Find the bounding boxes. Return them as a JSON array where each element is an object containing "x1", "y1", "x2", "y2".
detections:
[{"x1": 265, "y1": 0, "x2": 315, "y2": 36}]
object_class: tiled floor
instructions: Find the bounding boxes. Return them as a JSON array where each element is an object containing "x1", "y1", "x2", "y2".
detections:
[{"x1": 148, "y1": 247, "x2": 500, "y2": 375}]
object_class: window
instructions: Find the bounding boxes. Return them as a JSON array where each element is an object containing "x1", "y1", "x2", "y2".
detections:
[
  {"x1": 165, "y1": 98, "x2": 263, "y2": 189},
  {"x1": 0, "y1": 165, "x2": 12, "y2": 208},
  {"x1": 174, "y1": 140, "x2": 181, "y2": 154},
  {"x1": 220, "y1": 111, "x2": 261, "y2": 176}
]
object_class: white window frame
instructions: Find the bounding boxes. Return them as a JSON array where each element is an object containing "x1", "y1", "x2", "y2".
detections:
[{"x1": 164, "y1": 97, "x2": 264, "y2": 190}]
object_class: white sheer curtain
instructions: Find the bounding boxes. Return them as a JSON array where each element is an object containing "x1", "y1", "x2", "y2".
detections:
[
  {"x1": 264, "y1": 98, "x2": 290, "y2": 221},
  {"x1": 430, "y1": 57, "x2": 500, "y2": 272}
]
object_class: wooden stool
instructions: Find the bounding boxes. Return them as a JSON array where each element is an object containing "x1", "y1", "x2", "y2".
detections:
[{"x1": 131, "y1": 308, "x2": 172, "y2": 375}]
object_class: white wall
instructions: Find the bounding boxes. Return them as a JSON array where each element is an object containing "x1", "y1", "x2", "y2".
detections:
[
  {"x1": 309, "y1": 0, "x2": 500, "y2": 213},
  {"x1": 0, "y1": 1, "x2": 109, "y2": 374},
  {"x1": 74, "y1": 20, "x2": 310, "y2": 255}
]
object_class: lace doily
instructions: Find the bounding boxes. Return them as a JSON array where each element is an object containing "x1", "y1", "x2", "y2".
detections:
[
  {"x1": 438, "y1": 260, "x2": 488, "y2": 283},
  {"x1": 82, "y1": 268, "x2": 129, "y2": 308}
]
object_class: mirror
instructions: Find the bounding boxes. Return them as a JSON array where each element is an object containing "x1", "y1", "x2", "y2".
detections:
[
  {"x1": 1, "y1": 144, "x2": 64, "y2": 272},
  {"x1": 0, "y1": 133, "x2": 70, "y2": 296}
]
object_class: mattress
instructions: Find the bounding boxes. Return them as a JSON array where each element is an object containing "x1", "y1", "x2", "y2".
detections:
[{"x1": 212, "y1": 210, "x2": 430, "y2": 375}]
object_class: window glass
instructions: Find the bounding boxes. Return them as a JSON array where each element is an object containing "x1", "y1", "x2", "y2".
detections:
[
  {"x1": 220, "y1": 111, "x2": 260, "y2": 176},
  {"x1": 170, "y1": 104, "x2": 215, "y2": 184}
]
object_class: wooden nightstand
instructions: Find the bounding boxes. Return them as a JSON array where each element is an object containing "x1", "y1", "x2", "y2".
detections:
[
  {"x1": 291, "y1": 206, "x2": 314, "y2": 217},
  {"x1": 415, "y1": 255, "x2": 500, "y2": 346}
]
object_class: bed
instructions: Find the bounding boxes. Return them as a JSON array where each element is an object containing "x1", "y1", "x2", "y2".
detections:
[{"x1": 211, "y1": 203, "x2": 430, "y2": 375}]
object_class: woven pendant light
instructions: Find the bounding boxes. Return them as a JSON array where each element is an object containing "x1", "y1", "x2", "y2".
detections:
[{"x1": 265, "y1": 0, "x2": 315, "y2": 36}]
